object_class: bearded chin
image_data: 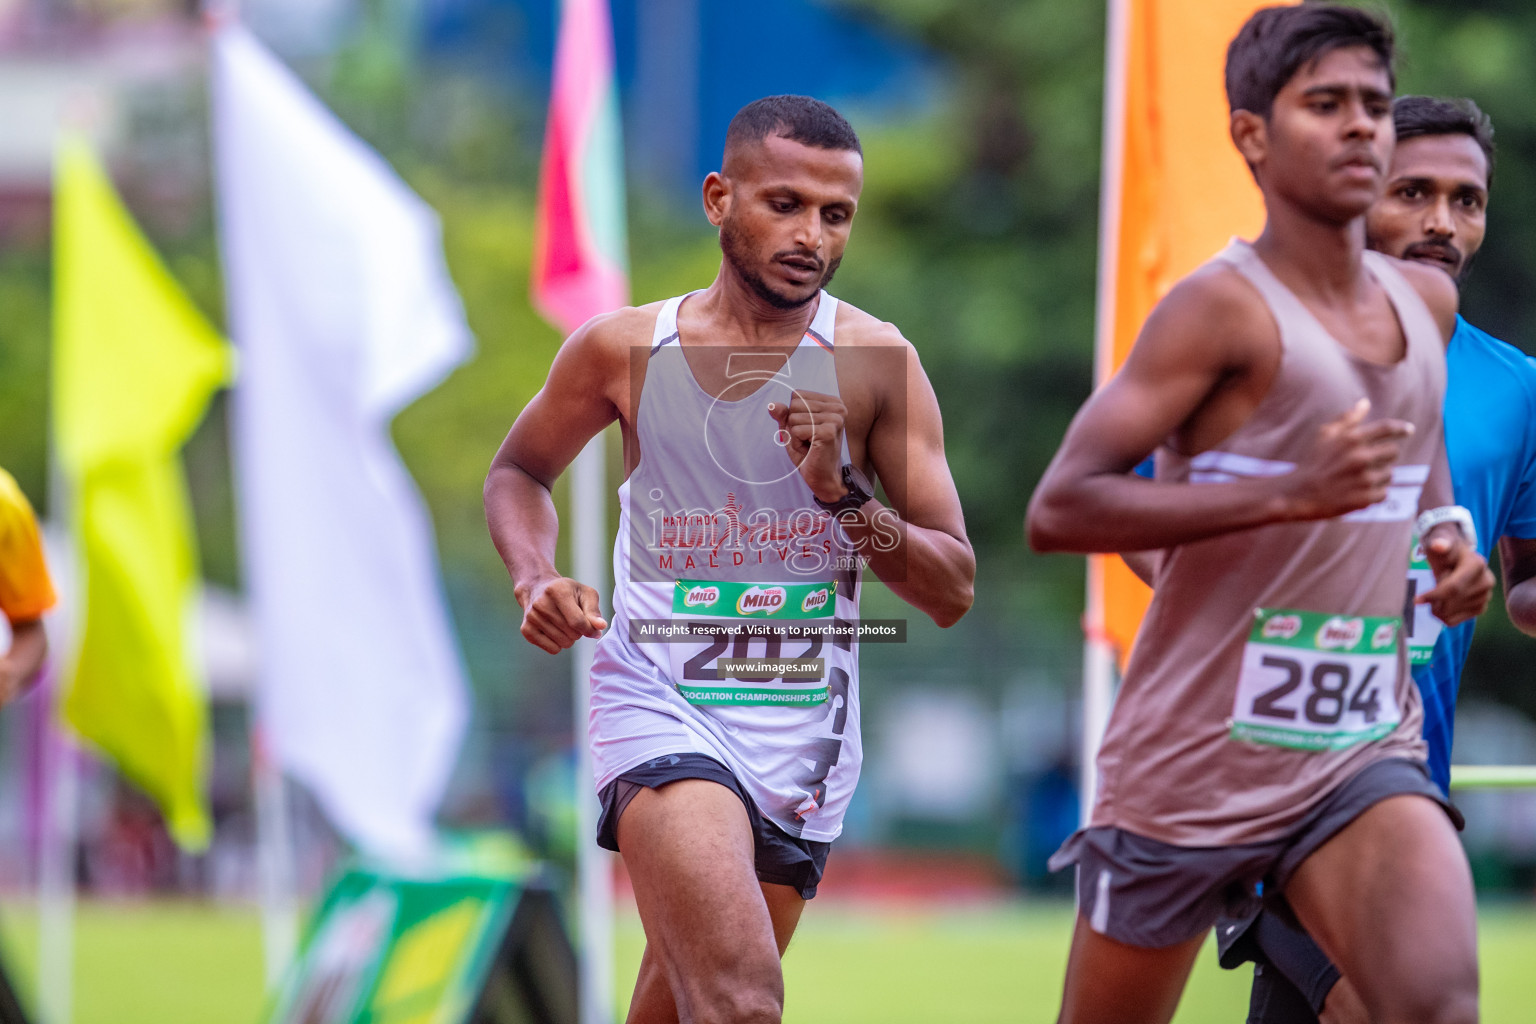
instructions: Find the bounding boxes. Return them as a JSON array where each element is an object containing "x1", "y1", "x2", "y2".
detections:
[
  {"x1": 1455, "y1": 250, "x2": 1476, "y2": 284},
  {"x1": 720, "y1": 221, "x2": 841, "y2": 309}
]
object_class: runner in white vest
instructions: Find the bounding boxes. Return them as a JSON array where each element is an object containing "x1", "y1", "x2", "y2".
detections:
[{"x1": 485, "y1": 95, "x2": 974, "y2": 1024}]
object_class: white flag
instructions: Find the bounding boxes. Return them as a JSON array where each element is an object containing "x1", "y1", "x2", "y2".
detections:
[{"x1": 211, "y1": 23, "x2": 471, "y2": 860}]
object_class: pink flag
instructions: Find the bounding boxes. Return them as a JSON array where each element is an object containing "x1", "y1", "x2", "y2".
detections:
[{"x1": 532, "y1": 0, "x2": 629, "y2": 334}]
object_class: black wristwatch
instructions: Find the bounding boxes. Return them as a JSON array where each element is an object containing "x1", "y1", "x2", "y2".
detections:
[{"x1": 813, "y1": 464, "x2": 875, "y2": 515}]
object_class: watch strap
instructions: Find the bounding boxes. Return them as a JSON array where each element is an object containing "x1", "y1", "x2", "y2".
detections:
[
  {"x1": 814, "y1": 464, "x2": 873, "y2": 515},
  {"x1": 1416, "y1": 505, "x2": 1478, "y2": 552}
]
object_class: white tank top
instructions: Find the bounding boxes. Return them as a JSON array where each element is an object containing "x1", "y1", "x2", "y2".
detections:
[{"x1": 588, "y1": 290, "x2": 863, "y2": 841}]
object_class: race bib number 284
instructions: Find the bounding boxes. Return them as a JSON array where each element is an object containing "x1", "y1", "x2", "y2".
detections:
[{"x1": 1230, "y1": 608, "x2": 1401, "y2": 751}]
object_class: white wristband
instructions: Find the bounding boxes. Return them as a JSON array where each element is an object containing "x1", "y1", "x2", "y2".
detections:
[{"x1": 1416, "y1": 505, "x2": 1478, "y2": 552}]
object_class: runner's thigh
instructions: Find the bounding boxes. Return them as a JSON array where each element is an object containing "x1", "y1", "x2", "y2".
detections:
[
  {"x1": 1284, "y1": 794, "x2": 1476, "y2": 1024},
  {"x1": 617, "y1": 778, "x2": 785, "y2": 1022},
  {"x1": 1057, "y1": 914, "x2": 1204, "y2": 1024},
  {"x1": 759, "y1": 881, "x2": 807, "y2": 955}
]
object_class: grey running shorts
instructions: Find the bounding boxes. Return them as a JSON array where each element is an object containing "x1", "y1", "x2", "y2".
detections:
[
  {"x1": 1049, "y1": 758, "x2": 1458, "y2": 948},
  {"x1": 1215, "y1": 763, "x2": 1467, "y2": 1020},
  {"x1": 595, "y1": 752, "x2": 833, "y2": 900}
]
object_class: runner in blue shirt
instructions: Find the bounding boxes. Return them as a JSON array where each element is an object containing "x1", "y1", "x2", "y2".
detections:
[{"x1": 1222, "y1": 94, "x2": 1536, "y2": 1024}]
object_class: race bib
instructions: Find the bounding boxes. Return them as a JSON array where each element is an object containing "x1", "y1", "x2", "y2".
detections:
[
  {"x1": 667, "y1": 579, "x2": 838, "y2": 707},
  {"x1": 1403, "y1": 533, "x2": 1442, "y2": 666},
  {"x1": 1230, "y1": 608, "x2": 1401, "y2": 750}
]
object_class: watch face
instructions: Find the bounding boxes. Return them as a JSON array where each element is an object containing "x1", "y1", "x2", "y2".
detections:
[{"x1": 844, "y1": 464, "x2": 873, "y2": 499}]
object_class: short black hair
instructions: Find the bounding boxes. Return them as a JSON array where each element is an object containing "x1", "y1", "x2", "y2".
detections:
[
  {"x1": 724, "y1": 95, "x2": 862, "y2": 157},
  {"x1": 1226, "y1": 3, "x2": 1395, "y2": 119},
  {"x1": 1394, "y1": 95, "x2": 1495, "y2": 185}
]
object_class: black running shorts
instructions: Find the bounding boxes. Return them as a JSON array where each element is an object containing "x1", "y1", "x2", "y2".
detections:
[
  {"x1": 596, "y1": 752, "x2": 833, "y2": 900},
  {"x1": 1222, "y1": 910, "x2": 1339, "y2": 1021}
]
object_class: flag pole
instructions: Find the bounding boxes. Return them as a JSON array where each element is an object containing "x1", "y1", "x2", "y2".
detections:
[
  {"x1": 252, "y1": 724, "x2": 298, "y2": 987},
  {"x1": 571, "y1": 435, "x2": 613, "y2": 1024},
  {"x1": 205, "y1": 0, "x2": 296, "y2": 981},
  {"x1": 1082, "y1": 0, "x2": 1131, "y2": 822},
  {"x1": 39, "y1": 449, "x2": 75, "y2": 1024},
  {"x1": 533, "y1": 1, "x2": 626, "y2": 1018},
  {"x1": 205, "y1": 0, "x2": 297, "y2": 982},
  {"x1": 37, "y1": 675, "x2": 76, "y2": 1024},
  {"x1": 210, "y1": 285, "x2": 297, "y2": 985}
]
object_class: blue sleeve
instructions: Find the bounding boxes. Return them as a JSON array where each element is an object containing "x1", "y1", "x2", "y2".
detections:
[
  {"x1": 1507, "y1": 357, "x2": 1536, "y2": 538},
  {"x1": 1133, "y1": 457, "x2": 1155, "y2": 480}
]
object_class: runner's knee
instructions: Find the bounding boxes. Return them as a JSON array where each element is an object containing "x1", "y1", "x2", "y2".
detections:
[
  {"x1": 1315, "y1": 977, "x2": 1367, "y2": 1024},
  {"x1": 1373, "y1": 975, "x2": 1476, "y2": 1024},
  {"x1": 685, "y1": 965, "x2": 783, "y2": 1024}
]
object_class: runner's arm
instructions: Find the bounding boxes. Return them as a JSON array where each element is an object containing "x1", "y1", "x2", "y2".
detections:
[
  {"x1": 1118, "y1": 459, "x2": 1163, "y2": 585},
  {"x1": 485, "y1": 314, "x2": 628, "y2": 653},
  {"x1": 844, "y1": 341, "x2": 974, "y2": 627},
  {"x1": 761, "y1": 333, "x2": 973, "y2": 627},
  {"x1": 1413, "y1": 438, "x2": 1492, "y2": 628},
  {"x1": 1397, "y1": 256, "x2": 1487, "y2": 614},
  {"x1": 1028, "y1": 272, "x2": 1412, "y2": 553},
  {"x1": 766, "y1": 336, "x2": 973, "y2": 626},
  {"x1": 1120, "y1": 551, "x2": 1160, "y2": 586},
  {"x1": 1500, "y1": 537, "x2": 1536, "y2": 636},
  {"x1": 1397, "y1": 258, "x2": 1461, "y2": 345},
  {"x1": 1498, "y1": 374, "x2": 1536, "y2": 636}
]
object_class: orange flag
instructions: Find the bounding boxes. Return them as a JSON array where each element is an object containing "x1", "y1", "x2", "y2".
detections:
[{"x1": 1089, "y1": 0, "x2": 1281, "y2": 668}]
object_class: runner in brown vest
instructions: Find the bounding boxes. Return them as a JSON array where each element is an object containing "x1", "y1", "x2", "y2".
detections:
[
  {"x1": 1027, "y1": 7, "x2": 1492, "y2": 1024},
  {"x1": 1216, "y1": 94, "x2": 1536, "y2": 1024}
]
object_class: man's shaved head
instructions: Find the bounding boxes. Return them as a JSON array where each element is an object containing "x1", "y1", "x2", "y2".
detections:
[
  {"x1": 723, "y1": 95, "x2": 862, "y2": 173},
  {"x1": 705, "y1": 95, "x2": 864, "y2": 310}
]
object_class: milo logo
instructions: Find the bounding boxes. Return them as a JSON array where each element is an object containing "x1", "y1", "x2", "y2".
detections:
[
  {"x1": 801, "y1": 587, "x2": 831, "y2": 614},
  {"x1": 1316, "y1": 617, "x2": 1364, "y2": 651},
  {"x1": 1262, "y1": 614, "x2": 1302, "y2": 640},
  {"x1": 1371, "y1": 622, "x2": 1398, "y2": 649},
  {"x1": 682, "y1": 585, "x2": 721, "y2": 609},
  {"x1": 737, "y1": 586, "x2": 787, "y2": 616}
]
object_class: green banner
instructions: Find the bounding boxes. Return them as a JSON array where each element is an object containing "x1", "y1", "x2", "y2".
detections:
[{"x1": 267, "y1": 836, "x2": 569, "y2": 1024}]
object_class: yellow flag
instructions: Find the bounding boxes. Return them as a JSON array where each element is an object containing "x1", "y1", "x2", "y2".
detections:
[
  {"x1": 1090, "y1": 0, "x2": 1278, "y2": 669},
  {"x1": 52, "y1": 137, "x2": 232, "y2": 849}
]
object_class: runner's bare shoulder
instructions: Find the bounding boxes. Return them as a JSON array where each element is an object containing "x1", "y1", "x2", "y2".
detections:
[
  {"x1": 830, "y1": 299, "x2": 913, "y2": 352},
  {"x1": 829, "y1": 300, "x2": 928, "y2": 417},
  {"x1": 560, "y1": 301, "x2": 669, "y2": 364},
  {"x1": 542, "y1": 301, "x2": 671, "y2": 403},
  {"x1": 1129, "y1": 261, "x2": 1279, "y2": 375},
  {"x1": 1382, "y1": 255, "x2": 1459, "y2": 341}
]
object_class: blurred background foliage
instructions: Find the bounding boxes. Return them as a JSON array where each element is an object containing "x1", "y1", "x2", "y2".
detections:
[{"x1": 3, "y1": 0, "x2": 1536, "y2": 863}]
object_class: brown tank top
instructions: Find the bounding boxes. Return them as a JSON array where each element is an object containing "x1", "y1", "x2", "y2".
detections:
[{"x1": 1093, "y1": 239, "x2": 1447, "y2": 846}]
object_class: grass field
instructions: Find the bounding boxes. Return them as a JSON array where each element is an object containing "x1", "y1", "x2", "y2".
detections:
[
  {"x1": 618, "y1": 901, "x2": 1536, "y2": 1023},
  {"x1": 0, "y1": 898, "x2": 1529, "y2": 1022}
]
